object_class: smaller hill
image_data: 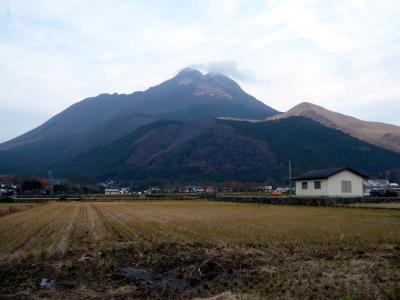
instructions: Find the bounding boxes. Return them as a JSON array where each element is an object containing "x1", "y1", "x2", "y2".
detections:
[{"x1": 269, "y1": 102, "x2": 400, "y2": 153}]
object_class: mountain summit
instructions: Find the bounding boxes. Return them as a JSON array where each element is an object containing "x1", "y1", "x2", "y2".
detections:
[{"x1": 137, "y1": 68, "x2": 274, "y2": 116}]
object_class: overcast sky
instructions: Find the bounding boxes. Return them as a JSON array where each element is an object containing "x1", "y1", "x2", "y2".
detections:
[{"x1": 1, "y1": 0, "x2": 399, "y2": 142}]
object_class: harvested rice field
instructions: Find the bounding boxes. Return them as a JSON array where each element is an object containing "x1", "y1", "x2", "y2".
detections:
[
  {"x1": 0, "y1": 202, "x2": 45, "y2": 217},
  {"x1": 0, "y1": 201, "x2": 399, "y2": 299},
  {"x1": 347, "y1": 202, "x2": 400, "y2": 209}
]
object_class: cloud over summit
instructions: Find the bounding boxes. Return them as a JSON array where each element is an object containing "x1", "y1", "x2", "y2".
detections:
[{"x1": 191, "y1": 61, "x2": 254, "y2": 82}]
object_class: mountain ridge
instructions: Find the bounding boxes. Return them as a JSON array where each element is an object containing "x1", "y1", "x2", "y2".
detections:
[{"x1": 269, "y1": 102, "x2": 400, "y2": 153}]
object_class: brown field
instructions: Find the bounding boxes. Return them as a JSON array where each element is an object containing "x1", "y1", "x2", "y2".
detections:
[
  {"x1": 0, "y1": 202, "x2": 46, "y2": 217},
  {"x1": 347, "y1": 202, "x2": 400, "y2": 209},
  {"x1": 1, "y1": 201, "x2": 400, "y2": 299}
]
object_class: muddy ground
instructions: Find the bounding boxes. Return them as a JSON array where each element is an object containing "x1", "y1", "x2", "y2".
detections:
[
  {"x1": 1, "y1": 240, "x2": 400, "y2": 299},
  {"x1": 0, "y1": 201, "x2": 399, "y2": 299}
]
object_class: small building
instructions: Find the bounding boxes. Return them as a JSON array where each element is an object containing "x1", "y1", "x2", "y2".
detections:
[
  {"x1": 204, "y1": 186, "x2": 215, "y2": 193},
  {"x1": 258, "y1": 185, "x2": 273, "y2": 193},
  {"x1": 293, "y1": 167, "x2": 367, "y2": 197},
  {"x1": 144, "y1": 187, "x2": 161, "y2": 195},
  {"x1": 363, "y1": 179, "x2": 390, "y2": 190},
  {"x1": 275, "y1": 187, "x2": 289, "y2": 193},
  {"x1": 183, "y1": 186, "x2": 204, "y2": 193},
  {"x1": 105, "y1": 188, "x2": 120, "y2": 195},
  {"x1": 221, "y1": 187, "x2": 233, "y2": 193},
  {"x1": 119, "y1": 187, "x2": 130, "y2": 195},
  {"x1": 0, "y1": 183, "x2": 16, "y2": 196}
]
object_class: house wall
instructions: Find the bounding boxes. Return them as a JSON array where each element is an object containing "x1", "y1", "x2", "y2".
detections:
[
  {"x1": 295, "y1": 179, "x2": 328, "y2": 196},
  {"x1": 327, "y1": 170, "x2": 363, "y2": 197},
  {"x1": 105, "y1": 189, "x2": 120, "y2": 195},
  {"x1": 295, "y1": 170, "x2": 364, "y2": 197}
]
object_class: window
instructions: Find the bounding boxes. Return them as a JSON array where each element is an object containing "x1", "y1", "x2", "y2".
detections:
[
  {"x1": 314, "y1": 181, "x2": 321, "y2": 189},
  {"x1": 302, "y1": 182, "x2": 308, "y2": 190},
  {"x1": 341, "y1": 180, "x2": 352, "y2": 193}
]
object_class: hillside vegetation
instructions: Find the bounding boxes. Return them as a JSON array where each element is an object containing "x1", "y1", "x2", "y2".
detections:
[
  {"x1": 270, "y1": 102, "x2": 400, "y2": 153},
  {"x1": 57, "y1": 117, "x2": 400, "y2": 183}
]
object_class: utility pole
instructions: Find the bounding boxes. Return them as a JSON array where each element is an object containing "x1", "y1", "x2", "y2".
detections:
[
  {"x1": 289, "y1": 160, "x2": 292, "y2": 198},
  {"x1": 48, "y1": 169, "x2": 54, "y2": 195}
]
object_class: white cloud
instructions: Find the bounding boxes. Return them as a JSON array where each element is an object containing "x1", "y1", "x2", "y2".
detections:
[
  {"x1": 0, "y1": 0, "x2": 399, "y2": 142},
  {"x1": 191, "y1": 61, "x2": 254, "y2": 81}
]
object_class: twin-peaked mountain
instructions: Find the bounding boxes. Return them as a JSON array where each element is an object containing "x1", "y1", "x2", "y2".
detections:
[
  {"x1": 1, "y1": 68, "x2": 276, "y2": 153},
  {"x1": 1, "y1": 68, "x2": 399, "y2": 183}
]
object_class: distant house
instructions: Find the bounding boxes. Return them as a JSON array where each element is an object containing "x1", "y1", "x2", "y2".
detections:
[
  {"x1": 144, "y1": 187, "x2": 161, "y2": 195},
  {"x1": 119, "y1": 187, "x2": 130, "y2": 195},
  {"x1": 258, "y1": 185, "x2": 273, "y2": 192},
  {"x1": 363, "y1": 179, "x2": 390, "y2": 190},
  {"x1": 363, "y1": 179, "x2": 399, "y2": 196},
  {"x1": 0, "y1": 183, "x2": 15, "y2": 196},
  {"x1": 221, "y1": 187, "x2": 233, "y2": 193},
  {"x1": 204, "y1": 186, "x2": 215, "y2": 193},
  {"x1": 105, "y1": 188, "x2": 120, "y2": 195},
  {"x1": 293, "y1": 167, "x2": 367, "y2": 197},
  {"x1": 183, "y1": 186, "x2": 204, "y2": 193}
]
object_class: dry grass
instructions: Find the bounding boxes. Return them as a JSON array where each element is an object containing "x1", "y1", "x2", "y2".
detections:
[
  {"x1": 0, "y1": 202, "x2": 46, "y2": 217},
  {"x1": 2, "y1": 201, "x2": 399, "y2": 252},
  {"x1": 1, "y1": 201, "x2": 399, "y2": 299},
  {"x1": 348, "y1": 202, "x2": 400, "y2": 209}
]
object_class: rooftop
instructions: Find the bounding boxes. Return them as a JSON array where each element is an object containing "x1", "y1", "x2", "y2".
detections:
[{"x1": 293, "y1": 167, "x2": 368, "y2": 181}]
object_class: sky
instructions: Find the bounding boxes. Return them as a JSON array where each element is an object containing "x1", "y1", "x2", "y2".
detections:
[{"x1": 0, "y1": 0, "x2": 399, "y2": 142}]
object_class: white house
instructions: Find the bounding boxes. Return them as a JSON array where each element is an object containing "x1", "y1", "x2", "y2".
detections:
[
  {"x1": 293, "y1": 167, "x2": 367, "y2": 197},
  {"x1": 119, "y1": 187, "x2": 130, "y2": 195},
  {"x1": 0, "y1": 183, "x2": 16, "y2": 196},
  {"x1": 105, "y1": 188, "x2": 120, "y2": 195}
]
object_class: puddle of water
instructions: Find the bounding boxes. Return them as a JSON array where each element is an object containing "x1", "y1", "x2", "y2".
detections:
[
  {"x1": 39, "y1": 278, "x2": 55, "y2": 289},
  {"x1": 120, "y1": 266, "x2": 238, "y2": 293},
  {"x1": 121, "y1": 267, "x2": 190, "y2": 291},
  {"x1": 121, "y1": 267, "x2": 154, "y2": 282},
  {"x1": 163, "y1": 270, "x2": 189, "y2": 290}
]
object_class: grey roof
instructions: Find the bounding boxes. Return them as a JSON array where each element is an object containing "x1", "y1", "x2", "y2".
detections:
[
  {"x1": 363, "y1": 179, "x2": 390, "y2": 188},
  {"x1": 293, "y1": 167, "x2": 368, "y2": 181}
]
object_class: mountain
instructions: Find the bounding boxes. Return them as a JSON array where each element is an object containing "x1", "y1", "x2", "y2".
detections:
[
  {"x1": 3, "y1": 69, "x2": 400, "y2": 183},
  {"x1": 55, "y1": 117, "x2": 400, "y2": 184},
  {"x1": 269, "y1": 102, "x2": 400, "y2": 153},
  {"x1": 0, "y1": 68, "x2": 278, "y2": 175}
]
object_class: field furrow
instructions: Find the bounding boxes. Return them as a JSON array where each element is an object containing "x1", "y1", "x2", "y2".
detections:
[
  {"x1": 1, "y1": 201, "x2": 399, "y2": 299},
  {"x1": 0, "y1": 203, "x2": 68, "y2": 253}
]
